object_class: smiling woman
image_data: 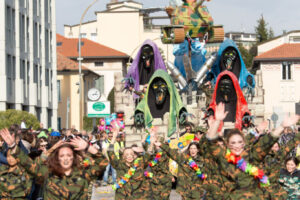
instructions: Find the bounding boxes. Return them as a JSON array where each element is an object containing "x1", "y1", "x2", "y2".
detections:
[{"x1": 0, "y1": 129, "x2": 109, "y2": 200}]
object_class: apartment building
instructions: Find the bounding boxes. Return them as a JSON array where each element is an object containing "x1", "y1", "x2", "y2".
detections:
[{"x1": 0, "y1": 0, "x2": 57, "y2": 129}]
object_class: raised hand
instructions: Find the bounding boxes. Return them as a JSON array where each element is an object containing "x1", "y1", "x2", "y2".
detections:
[
  {"x1": 256, "y1": 120, "x2": 269, "y2": 133},
  {"x1": 69, "y1": 137, "x2": 88, "y2": 151},
  {"x1": 0, "y1": 128, "x2": 15, "y2": 147},
  {"x1": 281, "y1": 115, "x2": 300, "y2": 128},
  {"x1": 215, "y1": 103, "x2": 228, "y2": 121}
]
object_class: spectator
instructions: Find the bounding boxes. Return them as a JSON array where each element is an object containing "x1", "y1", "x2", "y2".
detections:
[{"x1": 279, "y1": 157, "x2": 300, "y2": 200}]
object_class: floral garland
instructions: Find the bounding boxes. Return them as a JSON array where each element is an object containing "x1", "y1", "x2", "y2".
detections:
[
  {"x1": 225, "y1": 149, "x2": 270, "y2": 187},
  {"x1": 188, "y1": 157, "x2": 207, "y2": 180},
  {"x1": 144, "y1": 152, "x2": 163, "y2": 178},
  {"x1": 83, "y1": 158, "x2": 91, "y2": 167},
  {"x1": 112, "y1": 158, "x2": 141, "y2": 190}
]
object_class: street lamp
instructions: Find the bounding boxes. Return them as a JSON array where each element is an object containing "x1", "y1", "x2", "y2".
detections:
[{"x1": 78, "y1": 0, "x2": 99, "y2": 130}]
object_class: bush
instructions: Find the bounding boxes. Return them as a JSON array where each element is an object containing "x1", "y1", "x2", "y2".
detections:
[{"x1": 0, "y1": 109, "x2": 40, "y2": 130}]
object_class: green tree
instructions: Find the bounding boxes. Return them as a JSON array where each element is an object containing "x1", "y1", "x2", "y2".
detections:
[
  {"x1": 0, "y1": 110, "x2": 40, "y2": 129},
  {"x1": 268, "y1": 27, "x2": 275, "y2": 39},
  {"x1": 237, "y1": 43, "x2": 253, "y2": 69},
  {"x1": 255, "y1": 14, "x2": 269, "y2": 43}
]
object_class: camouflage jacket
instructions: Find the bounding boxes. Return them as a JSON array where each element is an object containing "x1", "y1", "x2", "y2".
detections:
[
  {"x1": 198, "y1": 137, "x2": 227, "y2": 199},
  {"x1": 208, "y1": 134, "x2": 278, "y2": 200},
  {"x1": 0, "y1": 164, "x2": 32, "y2": 200},
  {"x1": 160, "y1": 143, "x2": 207, "y2": 199},
  {"x1": 13, "y1": 146, "x2": 108, "y2": 200},
  {"x1": 143, "y1": 142, "x2": 173, "y2": 200},
  {"x1": 264, "y1": 132, "x2": 300, "y2": 184},
  {"x1": 107, "y1": 144, "x2": 152, "y2": 200}
]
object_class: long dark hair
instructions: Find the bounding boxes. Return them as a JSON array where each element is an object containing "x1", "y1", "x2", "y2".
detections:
[{"x1": 47, "y1": 144, "x2": 82, "y2": 177}]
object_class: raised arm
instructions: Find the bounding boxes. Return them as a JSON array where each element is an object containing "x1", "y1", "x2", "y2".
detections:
[{"x1": 252, "y1": 115, "x2": 300, "y2": 162}]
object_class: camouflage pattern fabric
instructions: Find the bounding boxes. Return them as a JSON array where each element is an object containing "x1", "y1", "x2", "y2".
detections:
[
  {"x1": 160, "y1": 143, "x2": 207, "y2": 199},
  {"x1": 107, "y1": 145, "x2": 152, "y2": 200},
  {"x1": 0, "y1": 164, "x2": 32, "y2": 199},
  {"x1": 173, "y1": 2, "x2": 214, "y2": 38},
  {"x1": 263, "y1": 132, "x2": 300, "y2": 199},
  {"x1": 198, "y1": 137, "x2": 227, "y2": 199},
  {"x1": 207, "y1": 134, "x2": 279, "y2": 200},
  {"x1": 143, "y1": 141, "x2": 173, "y2": 200},
  {"x1": 13, "y1": 147, "x2": 108, "y2": 200}
]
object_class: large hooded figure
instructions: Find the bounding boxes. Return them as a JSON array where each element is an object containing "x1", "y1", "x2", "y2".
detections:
[
  {"x1": 207, "y1": 71, "x2": 251, "y2": 130},
  {"x1": 209, "y1": 39, "x2": 255, "y2": 90},
  {"x1": 125, "y1": 40, "x2": 167, "y2": 98},
  {"x1": 135, "y1": 70, "x2": 187, "y2": 137}
]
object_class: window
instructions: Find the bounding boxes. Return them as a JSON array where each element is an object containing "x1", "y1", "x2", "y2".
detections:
[
  {"x1": 45, "y1": 69, "x2": 49, "y2": 86},
  {"x1": 34, "y1": 65, "x2": 38, "y2": 83},
  {"x1": 95, "y1": 76, "x2": 104, "y2": 95},
  {"x1": 95, "y1": 61, "x2": 104, "y2": 67},
  {"x1": 80, "y1": 33, "x2": 87, "y2": 38},
  {"x1": 91, "y1": 33, "x2": 97, "y2": 41},
  {"x1": 57, "y1": 42, "x2": 62, "y2": 46},
  {"x1": 282, "y1": 62, "x2": 292, "y2": 80},
  {"x1": 57, "y1": 80, "x2": 61, "y2": 102},
  {"x1": 58, "y1": 117, "x2": 62, "y2": 131},
  {"x1": 20, "y1": 60, "x2": 25, "y2": 79}
]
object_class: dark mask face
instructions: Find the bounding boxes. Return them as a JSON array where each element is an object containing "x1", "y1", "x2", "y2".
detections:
[
  {"x1": 219, "y1": 79, "x2": 233, "y2": 103},
  {"x1": 222, "y1": 49, "x2": 237, "y2": 71},
  {"x1": 141, "y1": 45, "x2": 154, "y2": 69},
  {"x1": 152, "y1": 80, "x2": 168, "y2": 105}
]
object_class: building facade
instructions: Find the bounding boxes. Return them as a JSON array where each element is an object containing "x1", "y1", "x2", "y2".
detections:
[
  {"x1": 57, "y1": 53, "x2": 100, "y2": 130},
  {"x1": 0, "y1": 0, "x2": 57, "y2": 129},
  {"x1": 225, "y1": 32, "x2": 257, "y2": 50},
  {"x1": 254, "y1": 31, "x2": 300, "y2": 124},
  {"x1": 57, "y1": 34, "x2": 128, "y2": 130}
]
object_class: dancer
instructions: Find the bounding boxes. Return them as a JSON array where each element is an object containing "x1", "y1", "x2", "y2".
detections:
[
  {"x1": 0, "y1": 128, "x2": 108, "y2": 200},
  {"x1": 206, "y1": 103, "x2": 299, "y2": 199},
  {"x1": 108, "y1": 125, "x2": 153, "y2": 200}
]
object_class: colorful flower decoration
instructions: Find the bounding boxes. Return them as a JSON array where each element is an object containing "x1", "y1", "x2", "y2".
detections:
[
  {"x1": 112, "y1": 158, "x2": 141, "y2": 190},
  {"x1": 144, "y1": 152, "x2": 163, "y2": 179},
  {"x1": 225, "y1": 149, "x2": 270, "y2": 187},
  {"x1": 83, "y1": 158, "x2": 91, "y2": 168},
  {"x1": 188, "y1": 157, "x2": 207, "y2": 180}
]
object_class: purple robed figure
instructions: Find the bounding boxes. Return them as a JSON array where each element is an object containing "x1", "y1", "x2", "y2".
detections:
[{"x1": 125, "y1": 39, "x2": 167, "y2": 99}]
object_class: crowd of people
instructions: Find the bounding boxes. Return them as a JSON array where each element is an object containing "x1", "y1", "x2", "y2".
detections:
[{"x1": 0, "y1": 103, "x2": 300, "y2": 200}]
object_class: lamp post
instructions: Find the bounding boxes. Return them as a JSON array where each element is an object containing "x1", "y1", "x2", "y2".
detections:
[{"x1": 78, "y1": 0, "x2": 99, "y2": 130}]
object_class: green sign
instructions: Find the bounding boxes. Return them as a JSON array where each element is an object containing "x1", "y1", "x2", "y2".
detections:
[{"x1": 92, "y1": 102, "x2": 106, "y2": 111}]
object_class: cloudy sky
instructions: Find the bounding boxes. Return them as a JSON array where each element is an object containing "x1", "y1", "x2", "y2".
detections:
[{"x1": 56, "y1": 0, "x2": 300, "y2": 36}]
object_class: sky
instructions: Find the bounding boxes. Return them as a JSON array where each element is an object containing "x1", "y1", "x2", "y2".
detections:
[{"x1": 56, "y1": 0, "x2": 300, "y2": 36}]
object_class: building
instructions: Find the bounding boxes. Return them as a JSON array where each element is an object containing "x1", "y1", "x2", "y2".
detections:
[
  {"x1": 225, "y1": 32, "x2": 257, "y2": 50},
  {"x1": 63, "y1": 0, "x2": 174, "y2": 61},
  {"x1": 0, "y1": 0, "x2": 57, "y2": 129},
  {"x1": 57, "y1": 34, "x2": 128, "y2": 130},
  {"x1": 57, "y1": 53, "x2": 100, "y2": 130},
  {"x1": 254, "y1": 30, "x2": 300, "y2": 123}
]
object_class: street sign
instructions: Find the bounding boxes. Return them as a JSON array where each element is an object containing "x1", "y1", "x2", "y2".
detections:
[
  {"x1": 87, "y1": 101, "x2": 110, "y2": 118},
  {"x1": 271, "y1": 113, "x2": 279, "y2": 122}
]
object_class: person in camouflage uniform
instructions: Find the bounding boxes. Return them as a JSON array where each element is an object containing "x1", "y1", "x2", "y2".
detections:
[
  {"x1": 107, "y1": 128, "x2": 152, "y2": 200},
  {"x1": 263, "y1": 131, "x2": 300, "y2": 199},
  {"x1": 0, "y1": 128, "x2": 108, "y2": 200},
  {"x1": 154, "y1": 139, "x2": 208, "y2": 200},
  {"x1": 0, "y1": 149, "x2": 32, "y2": 200},
  {"x1": 142, "y1": 136, "x2": 173, "y2": 200},
  {"x1": 206, "y1": 103, "x2": 300, "y2": 200}
]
